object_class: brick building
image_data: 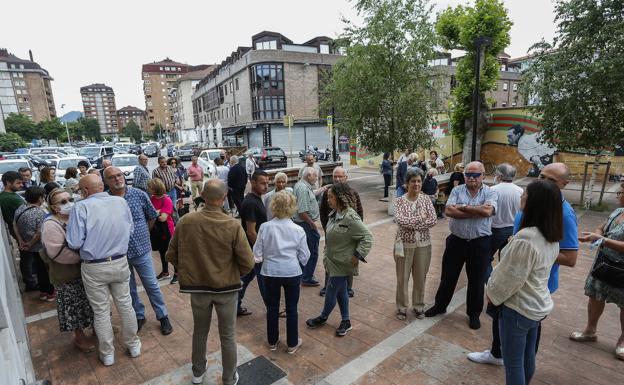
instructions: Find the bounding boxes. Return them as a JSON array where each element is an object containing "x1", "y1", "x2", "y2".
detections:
[
  {"x1": 80, "y1": 83, "x2": 118, "y2": 135},
  {"x1": 141, "y1": 59, "x2": 210, "y2": 136},
  {"x1": 191, "y1": 31, "x2": 343, "y2": 151},
  {"x1": 116, "y1": 105, "x2": 146, "y2": 132},
  {"x1": 0, "y1": 48, "x2": 56, "y2": 127}
]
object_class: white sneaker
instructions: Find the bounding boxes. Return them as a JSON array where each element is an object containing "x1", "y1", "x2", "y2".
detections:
[
  {"x1": 467, "y1": 350, "x2": 504, "y2": 366},
  {"x1": 128, "y1": 342, "x2": 141, "y2": 358},
  {"x1": 287, "y1": 338, "x2": 303, "y2": 354},
  {"x1": 232, "y1": 371, "x2": 239, "y2": 385},
  {"x1": 99, "y1": 354, "x2": 114, "y2": 366},
  {"x1": 191, "y1": 364, "x2": 207, "y2": 384}
]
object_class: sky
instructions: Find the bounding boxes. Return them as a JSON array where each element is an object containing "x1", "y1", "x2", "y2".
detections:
[{"x1": 1, "y1": 0, "x2": 556, "y2": 115}]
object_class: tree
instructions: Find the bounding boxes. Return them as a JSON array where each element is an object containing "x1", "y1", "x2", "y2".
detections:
[
  {"x1": 436, "y1": 0, "x2": 512, "y2": 162},
  {"x1": 4, "y1": 113, "x2": 37, "y2": 141},
  {"x1": 152, "y1": 123, "x2": 163, "y2": 141},
  {"x1": 321, "y1": 0, "x2": 440, "y2": 155},
  {"x1": 79, "y1": 117, "x2": 102, "y2": 142},
  {"x1": 122, "y1": 120, "x2": 142, "y2": 142},
  {"x1": 0, "y1": 132, "x2": 27, "y2": 151},
  {"x1": 521, "y1": 0, "x2": 624, "y2": 208},
  {"x1": 37, "y1": 118, "x2": 65, "y2": 144}
]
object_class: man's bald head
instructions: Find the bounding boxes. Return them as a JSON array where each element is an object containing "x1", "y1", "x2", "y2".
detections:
[
  {"x1": 201, "y1": 179, "x2": 227, "y2": 206},
  {"x1": 333, "y1": 167, "x2": 347, "y2": 183},
  {"x1": 103, "y1": 166, "x2": 126, "y2": 191},
  {"x1": 79, "y1": 174, "x2": 104, "y2": 198},
  {"x1": 540, "y1": 162, "x2": 570, "y2": 189},
  {"x1": 102, "y1": 159, "x2": 112, "y2": 169},
  {"x1": 465, "y1": 161, "x2": 485, "y2": 173}
]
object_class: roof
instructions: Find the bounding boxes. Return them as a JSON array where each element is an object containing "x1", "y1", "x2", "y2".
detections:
[
  {"x1": 251, "y1": 31, "x2": 293, "y2": 44},
  {"x1": 144, "y1": 57, "x2": 187, "y2": 66},
  {"x1": 80, "y1": 83, "x2": 114, "y2": 92},
  {"x1": 178, "y1": 66, "x2": 217, "y2": 82},
  {"x1": 0, "y1": 48, "x2": 50, "y2": 75},
  {"x1": 117, "y1": 105, "x2": 144, "y2": 113}
]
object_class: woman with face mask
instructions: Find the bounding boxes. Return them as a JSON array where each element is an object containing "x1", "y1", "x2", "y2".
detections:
[{"x1": 41, "y1": 188, "x2": 95, "y2": 353}]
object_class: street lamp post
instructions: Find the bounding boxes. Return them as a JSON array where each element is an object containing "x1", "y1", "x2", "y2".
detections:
[
  {"x1": 470, "y1": 37, "x2": 491, "y2": 162},
  {"x1": 60, "y1": 104, "x2": 71, "y2": 146}
]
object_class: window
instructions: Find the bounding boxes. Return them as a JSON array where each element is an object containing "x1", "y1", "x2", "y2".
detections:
[
  {"x1": 256, "y1": 40, "x2": 277, "y2": 50},
  {"x1": 512, "y1": 83, "x2": 518, "y2": 92},
  {"x1": 512, "y1": 102, "x2": 517, "y2": 107},
  {"x1": 320, "y1": 44, "x2": 330, "y2": 54},
  {"x1": 235, "y1": 78, "x2": 239, "y2": 90},
  {"x1": 231, "y1": 106, "x2": 234, "y2": 117},
  {"x1": 229, "y1": 82, "x2": 233, "y2": 93},
  {"x1": 502, "y1": 102, "x2": 507, "y2": 107},
  {"x1": 250, "y1": 63, "x2": 286, "y2": 120},
  {"x1": 503, "y1": 82, "x2": 508, "y2": 91},
  {"x1": 224, "y1": 85, "x2": 228, "y2": 96},
  {"x1": 237, "y1": 104, "x2": 241, "y2": 115}
]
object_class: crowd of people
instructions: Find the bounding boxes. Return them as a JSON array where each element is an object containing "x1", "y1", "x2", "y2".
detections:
[{"x1": 1, "y1": 148, "x2": 623, "y2": 385}]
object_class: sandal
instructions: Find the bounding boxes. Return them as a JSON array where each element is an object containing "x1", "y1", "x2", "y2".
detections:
[
  {"x1": 396, "y1": 310, "x2": 407, "y2": 321},
  {"x1": 569, "y1": 331, "x2": 598, "y2": 342},
  {"x1": 616, "y1": 345, "x2": 624, "y2": 361}
]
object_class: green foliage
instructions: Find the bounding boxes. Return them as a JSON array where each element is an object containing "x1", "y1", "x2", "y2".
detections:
[
  {"x1": 152, "y1": 123, "x2": 163, "y2": 141},
  {"x1": 321, "y1": 0, "x2": 440, "y2": 154},
  {"x1": 436, "y1": 0, "x2": 512, "y2": 142},
  {"x1": 4, "y1": 113, "x2": 37, "y2": 141},
  {"x1": 37, "y1": 118, "x2": 65, "y2": 142},
  {"x1": 0, "y1": 132, "x2": 27, "y2": 151},
  {"x1": 122, "y1": 120, "x2": 142, "y2": 142},
  {"x1": 521, "y1": 0, "x2": 624, "y2": 153},
  {"x1": 78, "y1": 117, "x2": 102, "y2": 142}
]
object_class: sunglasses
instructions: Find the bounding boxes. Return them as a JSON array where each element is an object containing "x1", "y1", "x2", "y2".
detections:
[
  {"x1": 464, "y1": 172, "x2": 482, "y2": 179},
  {"x1": 55, "y1": 197, "x2": 75, "y2": 205}
]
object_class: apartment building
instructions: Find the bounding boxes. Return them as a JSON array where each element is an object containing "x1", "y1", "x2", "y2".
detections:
[
  {"x1": 141, "y1": 58, "x2": 210, "y2": 134},
  {"x1": 116, "y1": 105, "x2": 146, "y2": 132},
  {"x1": 169, "y1": 66, "x2": 215, "y2": 142},
  {"x1": 191, "y1": 31, "x2": 342, "y2": 150},
  {"x1": 80, "y1": 83, "x2": 118, "y2": 135},
  {"x1": 0, "y1": 48, "x2": 56, "y2": 127}
]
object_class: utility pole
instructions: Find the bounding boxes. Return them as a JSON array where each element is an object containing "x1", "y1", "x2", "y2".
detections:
[{"x1": 330, "y1": 107, "x2": 337, "y2": 162}]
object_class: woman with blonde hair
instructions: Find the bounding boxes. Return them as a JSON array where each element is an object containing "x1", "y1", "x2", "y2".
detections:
[{"x1": 254, "y1": 191, "x2": 310, "y2": 353}]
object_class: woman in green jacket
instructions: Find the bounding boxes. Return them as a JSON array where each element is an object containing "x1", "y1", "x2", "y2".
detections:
[{"x1": 306, "y1": 182, "x2": 372, "y2": 336}]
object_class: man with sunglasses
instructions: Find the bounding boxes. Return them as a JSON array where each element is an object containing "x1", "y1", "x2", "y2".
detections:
[
  {"x1": 425, "y1": 161, "x2": 498, "y2": 330},
  {"x1": 468, "y1": 162, "x2": 578, "y2": 365},
  {"x1": 104, "y1": 167, "x2": 173, "y2": 336}
]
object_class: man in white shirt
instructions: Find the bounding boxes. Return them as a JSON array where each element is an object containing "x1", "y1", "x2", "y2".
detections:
[{"x1": 298, "y1": 153, "x2": 324, "y2": 190}]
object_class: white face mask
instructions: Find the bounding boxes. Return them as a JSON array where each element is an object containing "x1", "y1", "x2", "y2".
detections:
[{"x1": 59, "y1": 202, "x2": 74, "y2": 215}]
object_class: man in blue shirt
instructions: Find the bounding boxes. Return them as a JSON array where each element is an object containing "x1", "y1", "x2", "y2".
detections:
[
  {"x1": 104, "y1": 167, "x2": 172, "y2": 335},
  {"x1": 67, "y1": 174, "x2": 141, "y2": 367},
  {"x1": 425, "y1": 161, "x2": 498, "y2": 330},
  {"x1": 468, "y1": 162, "x2": 578, "y2": 366}
]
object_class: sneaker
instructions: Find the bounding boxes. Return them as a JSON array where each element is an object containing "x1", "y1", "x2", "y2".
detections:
[
  {"x1": 39, "y1": 292, "x2": 48, "y2": 301},
  {"x1": 287, "y1": 338, "x2": 303, "y2": 354},
  {"x1": 347, "y1": 288, "x2": 354, "y2": 298},
  {"x1": 319, "y1": 287, "x2": 326, "y2": 296},
  {"x1": 467, "y1": 350, "x2": 504, "y2": 366},
  {"x1": 191, "y1": 364, "x2": 207, "y2": 384},
  {"x1": 232, "y1": 371, "x2": 240, "y2": 385},
  {"x1": 336, "y1": 320, "x2": 352, "y2": 337},
  {"x1": 128, "y1": 342, "x2": 141, "y2": 358},
  {"x1": 469, "y1": 316, "x2": 481, "y2": 330},
  {"x1": 159, "y1": 316, "x2": 173, "y2": 335},
  {"x1": 45, "y1": 291, "x2": 56, "y2": 302},
  {"x1": 99, "y1": 354, "x2": 114, "y2": 367},
  {"x1": 156, "y1": 272, "x2": 170, "y2": 280},
  {"x1": 306, "y1": 316, "x2": 327, "y2": 329},
  {"x1": 268, "y1": 340, "x2": 279, "y2": 351},
  {"x1": 302, "y1": 279, "x2": 320, "y2": 287},
  {"x1": 136, "y1": 318, "x2": 146, "y2": 332},
  {"x1": 169, "y1": 274, "x2": 178, "y2": 285},
  {"x1": 424, "y1": 306, "x2": 446, "y2": 318}
]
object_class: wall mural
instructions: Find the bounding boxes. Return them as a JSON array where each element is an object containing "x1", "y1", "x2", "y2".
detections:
[{"x1": 506, "y1": 124, "x2": 555, "y2": 176}]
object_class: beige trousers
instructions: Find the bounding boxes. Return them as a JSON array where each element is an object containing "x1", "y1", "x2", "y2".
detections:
[
  {"x1": 395, "y1": 245, "x2": 432, "y2": 312},
  {"x1": 190, "y1": 180, "x2": 203, "y2": 201},
  {"x1": 81, "y1": 257, "x2": 140, "y2": 356}
]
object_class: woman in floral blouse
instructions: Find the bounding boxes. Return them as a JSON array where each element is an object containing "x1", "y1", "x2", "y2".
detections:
[{"x1": 394, "y1": 168, "x2": 437, "y2": 320}]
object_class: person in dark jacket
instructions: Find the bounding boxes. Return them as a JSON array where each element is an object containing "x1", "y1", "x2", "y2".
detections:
[
  {"x1": 227, "y1": 156, "x2": 247, "y2": 216},
  {"x1": 396, "y1": 153, "x2": 418, "y2": 198},
  {"x1": 319, "y1": 167, "x2": 363, "y2": 298}
]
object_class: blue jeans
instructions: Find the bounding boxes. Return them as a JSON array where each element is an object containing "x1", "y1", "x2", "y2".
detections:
[
  {"x1": 321, "y1": 276, "x2": 350, "y2": 321},
  {"x1": 167, "y1": 188, "x2": 177, "y2": 204},
  {"x1": 486, "y1": 226, "x2": 514, "y2": 282},
  {"x1": 264, "y1": 275, "x2": 301, "y2": 347},
  {"x1": 296, "y1": 222, "x2": 320, "y2": 282},
  {"x1": 128, "y1": 251, "x2": 168, "y2": 320},
  {"x1": 238, "y1": 263, "x2": 265, "y2": 309},
  {"x1": 499, "y1": 305, "x2": 540, "y2": 385},
  {"x1": 396, "y1": 185, "x2": 406, "y2": 198}
]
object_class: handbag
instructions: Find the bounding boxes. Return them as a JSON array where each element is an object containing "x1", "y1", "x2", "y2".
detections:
[
  {"x1": 591, "y1": 251, "x2": 624, "y2": 288},
  {"x1": 393, "y1": 239, "x2": 405, "y2": 258}
]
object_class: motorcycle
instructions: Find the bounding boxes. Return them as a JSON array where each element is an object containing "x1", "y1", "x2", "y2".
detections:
[{"x1": 298, "y1": 146, "x2": 341, "y2": 162}]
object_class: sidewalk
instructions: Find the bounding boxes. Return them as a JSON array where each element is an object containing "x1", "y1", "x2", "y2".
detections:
[{"x1": 23, "y1": 170, "x2": 624, "y2": 384}]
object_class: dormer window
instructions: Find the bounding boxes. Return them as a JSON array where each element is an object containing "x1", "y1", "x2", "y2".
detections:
[
  {"x1": 319, "y1": 44, "x2": 330, "y2": 54},
  {"x1": 256, "y1": 40, "x2": 277, "y2": 50}
]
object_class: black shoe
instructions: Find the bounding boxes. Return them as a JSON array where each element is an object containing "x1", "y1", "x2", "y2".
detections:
[
  {"x1": 237, "y1": 307, "x2": 252, "y2": 317},
  {"x1": 306, "y1": 316, "x2": 327, "y2": 329},
  {"x1": 170, "y1": 274, "x2": 178, "y2": 285},
  {"x1": 469, "y1": 316, "x2": 481, "y2": 330},
  {"x1": 136, "y1": 318, "x2": 146, "y2": 332},
  {"x1": 347, "y1": 289, "x2": 354, "y2": 298},
  {"x1": 160, "y1": 316, "x2": 173, "y2": 335},
  {"x1": 424, "y1": 306, "x2": 446, "y2": 318},
  {"x1": 302, "y1": 279, "x2": 320, "y2": 287},
  {"x1": 336, "y1": 320, "x2": 352, "y2": 337},
  {"x1": 319, "y1": 287, "x2": 326, "y2": 296}
]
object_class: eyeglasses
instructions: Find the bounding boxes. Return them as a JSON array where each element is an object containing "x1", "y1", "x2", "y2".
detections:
[
  {"x1": 464, "y1": 172, "x2": 482, "y2": 179},
  {"x1": 55, "y1": 197, "x2": 74, "y2": 205}
]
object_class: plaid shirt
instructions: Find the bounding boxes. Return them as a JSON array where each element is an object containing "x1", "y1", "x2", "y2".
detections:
[
  {"x1": 152, "y1": 166, "x2": 177, "y2": 192},
  {"x1": 133, "y1": 165, "x2": 150, "y2": 192}
]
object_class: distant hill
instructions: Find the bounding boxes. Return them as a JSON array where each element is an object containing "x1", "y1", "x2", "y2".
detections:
[{"x1": 59, "y1": 111, "x2": 83, "y2": 123}]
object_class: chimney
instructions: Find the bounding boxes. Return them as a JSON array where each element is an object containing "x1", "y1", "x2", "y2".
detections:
[
  {"x1": 29, "y1": 49, "x2": 33, "y2": 62},
  {"x1": 0, "y1": 48, "x2": 8, "y2": 57}
]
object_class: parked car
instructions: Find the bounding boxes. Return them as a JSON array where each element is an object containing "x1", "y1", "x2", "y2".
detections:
[
  {"x1": 78, "y1": 145, "x2": 114, "y2": 168},
  {"x1": 167, "y1": 144, "x2": 176, "y2": 157},
  {"x1": 0, "y1": 159, "x2": 37, "y2": 182},
  {"x1": 143, "y1": 144, "x2": 159, "y2": 157},
  {"x1": 111, "y1": 154, "x2": 139, "y2": 184},
  {"x1": 197, "y1": 149, "x2": 220, "y2": 177},
  {"x1": 176, "y1": 144, "x2": 195, "y2": 161},
  {"x1": 128, "y1": 144, "x2": 143, "y2": 155},
  {"x1": 4, "y1": 154, "x2": 55, "y2": 170},
  {"x1": 55, "y1": 157, "x2": 92, "y2": 186},
  {"x1": 246, "y1": 147, "x2": 288, "y2": 170}
]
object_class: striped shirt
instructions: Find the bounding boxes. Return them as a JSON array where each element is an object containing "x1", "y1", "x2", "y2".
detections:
[{"x1": 152, "y1": 166, "x2": 177, "y2": 192}]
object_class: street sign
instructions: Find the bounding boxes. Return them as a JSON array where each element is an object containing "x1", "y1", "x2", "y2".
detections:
[
  {"x1": 283, "y1": 115, "x2": 293, "y2": 128},
  {"x1": 327, "y1": 115, "x2": 333, "y2": 128}
]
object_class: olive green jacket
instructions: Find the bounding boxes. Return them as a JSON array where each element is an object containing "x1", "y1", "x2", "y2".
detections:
[{"x1": 323, "y1": 207, "x2": 372, "y2": 277}]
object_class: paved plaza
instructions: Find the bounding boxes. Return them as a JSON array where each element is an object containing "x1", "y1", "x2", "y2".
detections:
[{"x1": 22, "y1": 168, "x2": 624, "y2": 384}]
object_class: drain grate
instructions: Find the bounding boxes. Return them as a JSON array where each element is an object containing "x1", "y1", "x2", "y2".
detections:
[{"x1": 237, "y1": 355, "x2": 286, "y2": 385}]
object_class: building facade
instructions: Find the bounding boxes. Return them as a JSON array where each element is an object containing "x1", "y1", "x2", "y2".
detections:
[
  {"x1": 0, "y1": 48, "x2": 56, "y2": 127},
  {"x1": 191, "y1": 31, "x2": 342, "y2": 151},
  {"x1": 141, "y1": 59, "x2": 209, "y2": 136},
  {"x1": 169, "y1": 66, "x2": 215, "y2": 142},
  {"x1": 116, "y1": 105, "x2": 146, "y2": 132},
  {"x1": 80, "y1": 83, "x2": 118, "y2": 135}
]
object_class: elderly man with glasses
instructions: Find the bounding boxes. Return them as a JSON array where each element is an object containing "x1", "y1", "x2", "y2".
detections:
[{"x1": 425, "y1": 161, "x2": 498, "y2": 330}]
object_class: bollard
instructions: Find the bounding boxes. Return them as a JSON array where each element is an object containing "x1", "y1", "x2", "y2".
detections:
[{"x1": 388, "y1": 186, "x2": 396, "y2": 217}]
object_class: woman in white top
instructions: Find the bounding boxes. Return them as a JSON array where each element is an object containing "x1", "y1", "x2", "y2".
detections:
[
  {"x1": 263, "y1": 172, "x2": 293, "y2": 220},
  {"x1": 253, "y1": 191, "x2": 310, "y2": 354},
  {"x1": 486, "y1": 179, "x2": 562, "y2": 385}
]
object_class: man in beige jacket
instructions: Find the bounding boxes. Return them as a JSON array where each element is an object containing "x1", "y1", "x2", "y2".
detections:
[{"x1": 167, "y1": 179, "x2": 254, "y2": 385}]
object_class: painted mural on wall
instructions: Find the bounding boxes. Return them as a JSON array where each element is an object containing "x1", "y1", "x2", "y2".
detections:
[{"x1": 506, "y1": 124, "x2": 555, "y2": 176}]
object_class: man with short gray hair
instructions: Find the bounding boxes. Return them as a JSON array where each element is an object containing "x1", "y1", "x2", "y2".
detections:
[{"x1": 133, "y1": 154, "x2": 151, "y2": 192}]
